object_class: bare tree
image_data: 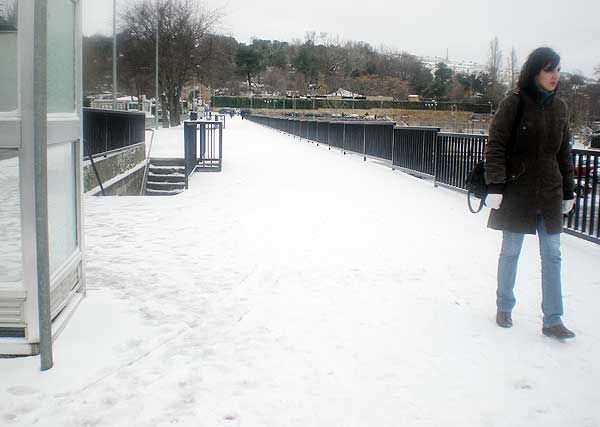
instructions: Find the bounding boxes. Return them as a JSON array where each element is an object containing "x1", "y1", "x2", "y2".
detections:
[
  {"x1": 594, "y1": 64, "x2": 600, "y2": 81},
  {"x1": 508, "y1": 47, "x2": 518, "y2": 90},
  {"x1": 121, "y1": 0, "x2": 221, "y2": 127},
  {"x1": 488, "y1": 37, "x2": 502, "y2": 84},
  {"x1": 304, "y1": 31, "x2": 317, "y2": 44},
  {"x1": 487, "y1": 36, "x2": 504, "y2": 103}
]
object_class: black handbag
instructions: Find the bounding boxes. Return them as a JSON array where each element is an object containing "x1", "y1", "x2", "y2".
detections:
[{"x1": 466, "y1": 94, "x2": 525, "y2": 213}]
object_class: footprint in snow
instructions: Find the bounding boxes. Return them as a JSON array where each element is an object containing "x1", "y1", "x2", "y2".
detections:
[
  {"x1": 6, "y1": 386, "x2": 38, "y2": 396},
  {"x1": 221, "y1": 413, "x2": 241, "y2": 427},
  {"x1": 514, "y1": 379, "x2": 534, "y2": 390}
]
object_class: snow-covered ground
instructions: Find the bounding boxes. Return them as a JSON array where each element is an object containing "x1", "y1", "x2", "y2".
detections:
[{"x1": 2, "y1": 117, "x2": 600, "y2": 426}]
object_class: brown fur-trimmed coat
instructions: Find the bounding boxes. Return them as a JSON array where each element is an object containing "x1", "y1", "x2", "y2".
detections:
[{"x1": 484, "y1": 89, "x2": 575, "y2": 234}]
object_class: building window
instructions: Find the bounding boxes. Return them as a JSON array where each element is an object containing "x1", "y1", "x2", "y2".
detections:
[
  {"x1": 47, "y1": 142, "x2": 78, "y2": 274},
  {"x1": 47, "y1": 0, "x2": 76, "y2": 113}
]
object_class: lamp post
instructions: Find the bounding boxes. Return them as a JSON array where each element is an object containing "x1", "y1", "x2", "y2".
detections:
[
  {"x1": 112, "y1": 0, "x2": 117, "y2": 110},
  {"x1": 155, "y1": 0, "x2": 159, "y2": 130}
]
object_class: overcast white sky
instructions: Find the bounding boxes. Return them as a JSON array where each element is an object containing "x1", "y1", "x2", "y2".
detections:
[{"x1": 83, "y1": 0, "x2": 600, "y2": 77}]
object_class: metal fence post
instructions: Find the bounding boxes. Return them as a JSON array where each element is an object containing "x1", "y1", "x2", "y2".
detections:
[
  {"x1": 363, "y1": 123, "x2": 367, "y2": 161},
  {"x1": 433, "y1": 132, "x2": 440, "y2": 187},
  {"x1": 391, "y1": 127, "x2": 395, "y2": 171},
  {"x1": 219, "y1": 121, "x2": 223, "y2": 172},
  {"x1": 343, "y1": 122, "x2": 346, "y2": 155}
]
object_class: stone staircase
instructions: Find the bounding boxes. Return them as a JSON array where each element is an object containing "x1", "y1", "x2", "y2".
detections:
[{"x1": 145, "y1": 158, "x2": 187, "y2": 196}]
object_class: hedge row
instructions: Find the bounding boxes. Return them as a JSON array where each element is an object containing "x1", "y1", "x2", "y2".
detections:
[{"x1": 212, "y1": 96, "x2": 495, "y2": 114}]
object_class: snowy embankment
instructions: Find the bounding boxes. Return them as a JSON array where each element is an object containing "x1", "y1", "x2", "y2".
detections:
[{"x1": 2, "y1": 117, "x2": 600, "y2": 427}]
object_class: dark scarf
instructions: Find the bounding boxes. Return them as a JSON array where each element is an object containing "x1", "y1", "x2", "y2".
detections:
[{"x1": 534, "y1": 81, "x2": 556, "y2": 105}]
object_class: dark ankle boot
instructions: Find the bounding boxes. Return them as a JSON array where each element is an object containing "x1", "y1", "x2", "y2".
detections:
[
  {"x1": 542, "y1": 323, "x2": 576, "y2": 339},
  {"x1": 496, "y1": 310, "x2": 512, "y2": 328}
]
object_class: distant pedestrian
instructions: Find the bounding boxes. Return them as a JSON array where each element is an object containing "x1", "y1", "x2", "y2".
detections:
[{"x1": 484, "y1": 47, "x2": 576, "y2": 339}]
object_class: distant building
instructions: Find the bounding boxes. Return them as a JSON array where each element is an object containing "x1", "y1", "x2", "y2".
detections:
[
  {"x1": 327, "y1": 88, "x2": 366, "y2": 99},
  {"x1": 421, "y1": 56, "x2": 487, "y2": 75}
]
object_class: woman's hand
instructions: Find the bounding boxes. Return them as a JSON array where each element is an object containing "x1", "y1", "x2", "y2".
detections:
[
  {"x1": 485, "y1": 194, "x2": 503, "y2": 209},
  {"x1": 562, "y1": 199, "x2": 575, "y2": 214}
]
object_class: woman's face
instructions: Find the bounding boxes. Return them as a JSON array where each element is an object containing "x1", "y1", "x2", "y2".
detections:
[{"x1": 536, "y1": 63, "x2": 561, "y2": 91}]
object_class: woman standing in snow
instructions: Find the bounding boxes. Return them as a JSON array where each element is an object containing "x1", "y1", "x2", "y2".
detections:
[{"x1": 484, "y1": 47, "x2": 576, "y2": 339}]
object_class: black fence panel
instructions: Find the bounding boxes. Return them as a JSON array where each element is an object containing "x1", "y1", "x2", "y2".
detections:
[
  {"x1": 343, "y1": 122, "x2": 365, "y2": 154},
  {"x1": 366, "y1": 123, "x2": 394, "y2": 161},
  {"x1": 317, "y1": 122, "x2": 329, "y2": 145},
  {"x1": 83, "y1": 108, "x2": 146, "y2": 157},
  {"x1": 272, "y1": 117, "x2": 280, "y2": 131},
  {"x1": 308, "y1": 120, "x2": 318, "y2": 141},
  {"x1": 290, "y1": 119, "x2": 300, "y2": 136},
  {"x1": 329, "y1": 122, "x2": 345, "y2": 149},
  {"x1": 566, "y1": 149, "x2": 599, "y2": 243},
  {"x1": 392, "y1": 127, "x2": 439, "y2": 176},
  {"x1": 435, "y1": 133, "x2": 487, "y2": 190},
  {"x1": 300, "y1": 120, "x2": 309, "y2": 139},
  {"x1": 275, "y1": 117, "x2": 284, "y2": 132}
]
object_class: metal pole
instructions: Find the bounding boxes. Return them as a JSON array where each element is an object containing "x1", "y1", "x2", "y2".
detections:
[
  {"x1": 112, "y1": 0, "x2": 117, "y2": 110},
  {"x1": 342, "y1": 122, "x2": 346, "y2": 155},
  {"x1": 155, "y1": 0, "x2": 159, "y2": 130},
  {"x1": 363, "y1": 123, "x2": 366, "y2": 161},
  {"x1": 34, "y1": 0, "x2": 53, "y2": 371},
  {"x1": 391, "y1": 126, "x2": 395, "y2": 170}
]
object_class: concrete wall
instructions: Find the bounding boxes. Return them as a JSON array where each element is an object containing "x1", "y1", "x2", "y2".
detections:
[{"x1": 84, "y1": 142, "x2": 146, "y2": 196}]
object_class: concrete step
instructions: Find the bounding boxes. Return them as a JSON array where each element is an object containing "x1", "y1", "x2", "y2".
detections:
[
  {"x1": 146, "y1": 181, "x2": 186, "y2": 191},
  {"x1": 147, "y1": 172, "x2": 185, "y2": 182},
  {"x1": 149, "y1": 157, "x2": 185, "y2": 167},
  {"x1": 145, "y1": 188, "x2": 184, "y2": 196},
  {"x1": 148, "y1": 165, "x2": 186, "y2": 175}
]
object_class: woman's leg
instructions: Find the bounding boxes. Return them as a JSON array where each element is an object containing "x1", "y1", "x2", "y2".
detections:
[
  {"x1": 497, "y1": 231, "x2": 525, "y2": 313},
  {"x1": 537, "y1": 216, "x2": 564, "y2": 327}
]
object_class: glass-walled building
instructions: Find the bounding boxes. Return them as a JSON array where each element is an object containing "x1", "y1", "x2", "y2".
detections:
[{"x1": 0, "y1": 0, "x2": 85, "y2": 356}]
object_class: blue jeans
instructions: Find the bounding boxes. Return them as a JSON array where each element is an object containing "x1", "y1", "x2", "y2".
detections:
[{"x1": 496, "y1": 215, "x2": 564, "y2": 327}]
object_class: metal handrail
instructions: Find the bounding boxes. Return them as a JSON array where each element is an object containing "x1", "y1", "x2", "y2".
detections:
[
  {"x1": 82, "y1": 138, "x2": 106, "y2": 196},
  {"x1": 139, "y1": 128, "x2": 155, "y2": 196}
]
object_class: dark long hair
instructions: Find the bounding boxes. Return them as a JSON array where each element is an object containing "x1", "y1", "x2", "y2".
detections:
[{"x1": 517, "y1": 47, "x2": 561, "y2": 91}]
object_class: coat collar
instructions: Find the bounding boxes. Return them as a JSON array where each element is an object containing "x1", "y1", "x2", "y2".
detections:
[{"x1": 520, "y1": 87, "x2": 556, "y2": 107}]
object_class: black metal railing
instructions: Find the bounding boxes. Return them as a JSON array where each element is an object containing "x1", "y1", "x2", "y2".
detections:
[
  {"x1": 566, "y1": 149, "x2": 599, "y2": 242},
  {"x1": 83, "y1": 108, "x2": 146, "y2": 157},
  {"x1": 366, "y1": 123, "x2": 394, "y2": 161},
  {"x1": 183, "y1": 120, "x2": 223, "y2": 179},
  {"x1": 247, "y1": 114, "x2": 599, "y2": 244},
  {"x1": 435, "y1": 133, "x2": 488, "y2": 191},
  {"x1": 392, "y1": 126, "x2": 439, "y2": 177},
  {"x1": 317, "y1": 121, "x2": 329, "y2": 145}
]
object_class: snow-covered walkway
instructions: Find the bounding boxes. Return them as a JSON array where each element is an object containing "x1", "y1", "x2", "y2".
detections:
[{"x1": 2, "y1": 117, "x2": 600, "y2": 427}]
